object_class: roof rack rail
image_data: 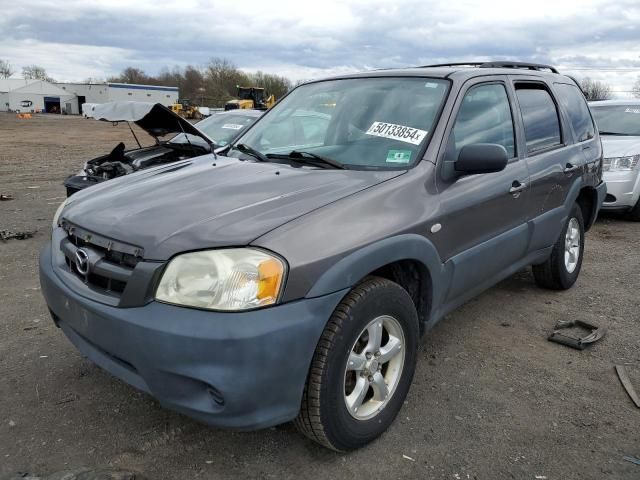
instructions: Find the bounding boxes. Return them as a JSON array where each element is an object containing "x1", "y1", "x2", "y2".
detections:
[
  {"x1": 419, "y1": 61, "x2": 559, "y2": 74},
  {"x1": 418, "y1": 62, "x2": 485, "y2": 68},
  {"x1": 479, "y1": 61, "x2": 559, "y2": 73}
]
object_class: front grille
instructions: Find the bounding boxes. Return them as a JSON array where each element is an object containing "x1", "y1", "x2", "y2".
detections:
[{"x1": 60, "y1": 221, "x2": 143, "y2": 298}]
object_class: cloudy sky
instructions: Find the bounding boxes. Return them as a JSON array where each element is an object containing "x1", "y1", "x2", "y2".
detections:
[{"x1": 1, "y1": 0, "x2": 640, "y2": 96}]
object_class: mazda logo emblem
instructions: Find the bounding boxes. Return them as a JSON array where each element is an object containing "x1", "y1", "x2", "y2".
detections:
[{"x1": 74, "y1": 249, "x2": 90, "y2": 277}]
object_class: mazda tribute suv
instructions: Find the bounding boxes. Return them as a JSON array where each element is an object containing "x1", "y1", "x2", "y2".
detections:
[{"x1": 40, "y1": 61, "x2": 606, "y2": 451}]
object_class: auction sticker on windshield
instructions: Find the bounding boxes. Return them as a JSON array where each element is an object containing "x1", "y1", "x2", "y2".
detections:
[
  {"x1": 366, "y1": 122, "x2": 428, "y2": 145},
  {"x1": 222, "y1": 124, "x2": 245, "y2": 130}
]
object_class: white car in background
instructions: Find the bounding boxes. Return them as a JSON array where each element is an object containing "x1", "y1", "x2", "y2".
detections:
[{"x1": 589, "y1": 100, "x2": 640, "y2": 220}]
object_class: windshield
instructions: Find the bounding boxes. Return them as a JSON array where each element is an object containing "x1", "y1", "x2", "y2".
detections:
[
  {"x1": 591, "y1": 105, "x2": 640, "y2": 136},
  {"x1": 170, "y1": 112, "x2": 259, "y2": 147},
  {"x1": 227, "y1": 77, "x2": 450, "y2": 169}
]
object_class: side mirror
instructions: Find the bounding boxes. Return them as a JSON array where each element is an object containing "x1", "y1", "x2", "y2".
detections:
[{"x1": 455, "y1": 143, "x2": 509, "y2": 174}]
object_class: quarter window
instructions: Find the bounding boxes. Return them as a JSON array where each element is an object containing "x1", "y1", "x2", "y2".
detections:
[
  {"x1": 555, "y1": 83, "x2": 595, "y2": 142},
  {"x1": 516, "y1": 84, "x2": 562, "y2": 153},
  {"x1": 446, "y1": 83, "x2": 515, "y2": 161}
]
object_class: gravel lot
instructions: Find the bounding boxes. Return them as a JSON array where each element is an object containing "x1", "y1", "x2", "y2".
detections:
[{"x1": 1, "y1": 113, "x2": 639, "y2": 480}]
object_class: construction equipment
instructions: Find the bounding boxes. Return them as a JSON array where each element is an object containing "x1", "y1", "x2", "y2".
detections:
[
  {"x1": 170, "y1": 99, "x2": 203, "y2": 120},
  {"x1": 224, "y1": 86, "x2": 275, "y2": 111}
]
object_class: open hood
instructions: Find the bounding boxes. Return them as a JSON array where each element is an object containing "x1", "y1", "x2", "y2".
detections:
[{"x1": 91, "y1": 101, "x2": 215, "y2": 145}]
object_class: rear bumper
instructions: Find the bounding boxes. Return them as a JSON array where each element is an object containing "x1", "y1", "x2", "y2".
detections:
[
  {"x1": 39, "y1": 243, "x2": 347, "y2": 430},
  {"x1": 601, "y1": 170, "x2": 640, "y2": 210}
]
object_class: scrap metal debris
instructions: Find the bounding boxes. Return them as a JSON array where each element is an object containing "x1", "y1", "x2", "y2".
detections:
[
  {"x1": 548, "y1": 320, "x2": 606, "y2": 350},
  {"x1": 0, "y1": 194, "x2": 14, "y2": 201},
  {"x1": 615, "y1": 365, "x2": 640, "y2": 408},
  {"x1": 0, "y1": 230, "x2": 36, "y2": 241},
  {"x1": 623, "y1": 455, "x2": 640, "y2": 466}
]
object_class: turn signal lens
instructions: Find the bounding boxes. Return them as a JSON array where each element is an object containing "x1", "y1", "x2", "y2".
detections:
[{"x1": 257, "y1": 258, "x2": 285, "y2": 303}]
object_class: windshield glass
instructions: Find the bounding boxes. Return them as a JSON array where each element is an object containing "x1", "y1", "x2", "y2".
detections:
[
  {"x1": 227, "y1": 77, "x2": 449, "y2": 169},
  {"x1": 591, "y1": 105, "x2": 640, "y2": 136},
  {"x1": 170, "y1": 112, "x2": 259, "y2": 147}
]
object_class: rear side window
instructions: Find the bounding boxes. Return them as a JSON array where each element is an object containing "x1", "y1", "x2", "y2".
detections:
[
  {"x1": 555, "y1": 83, "x2": 595, "y2": 142},
  {"x1": 515, "y1": 84, "x2": 562, "y2": 153},
  {"x1": 445, "y1": 83, "x2": 516, "y2": 161}
]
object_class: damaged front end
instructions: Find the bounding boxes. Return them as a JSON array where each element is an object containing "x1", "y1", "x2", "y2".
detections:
[{"x1": 64, "y1": 102, "x2": 215, "y2": 197}]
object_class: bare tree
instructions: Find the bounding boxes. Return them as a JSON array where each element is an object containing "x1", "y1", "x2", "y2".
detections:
[
  {"x1": 204, "y1": 58, "x2": 251, "y2": 106},
  {"x1": 632, "y1": 77, "x2": 640, "y2": 99},
  {"x1": 0, "y1": 59, "x2": 14, "y2": 78},
  {"x1": 108, "y1": 67, "x2": 148, "y2": 84},
  {"x1": 248, "y1": 71, "x2": 292, "y2": 100},
  {"x1": 22, "y1": 65, "x2": 55, "y2": 82},
  {"x1": 580, "y1": 77, "x2": 613, "y2": 101},
  {"x1": 102, "y1": 59, "x2": 294, "y2": 107}
]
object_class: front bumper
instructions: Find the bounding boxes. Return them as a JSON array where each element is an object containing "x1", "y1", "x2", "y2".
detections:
[
  {"x1": 39, "y1": 243, "x2": 347, "y2": 430},
  {"x1": 601, "y1": 170, "x2": 640, "y2": 210}
]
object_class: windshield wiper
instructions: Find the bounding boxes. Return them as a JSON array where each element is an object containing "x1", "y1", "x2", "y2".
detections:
[
  {"x1": 234, "y1": 143, "x2": 268, "y2": 162},
  {"x1": 267, "y1": 150, "x2": 346, "y2": 170},
  {"x1": 599, "y1": 131, "x2": 633, "y2": 136}
]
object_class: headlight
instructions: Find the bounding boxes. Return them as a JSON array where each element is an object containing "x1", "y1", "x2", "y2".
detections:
[
  {"x1": 603, "y1": 155, "x2": 640, "y2": 172},
  {"x1": 52, "y1": 198, "x2": 70, "y2": 229},
  {"x1": 155, "y1": 248, "x2": 286, "y2": 311}
]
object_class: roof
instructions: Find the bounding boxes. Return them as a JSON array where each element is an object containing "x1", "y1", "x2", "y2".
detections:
[
  {"x1": 107, "y1": 83, "x2": 179, "y2": 92},
  {"x1": 0, "y1": 78, "x2": 73, "y2": 96},
  {"x1": 588, "y1": 99, "x2": 640, "y2": 106},
  {"x1": 0, "y1": 78, "x2": 38, "y2": 93},
  {"x1": 303, "y1": 63, "x2": 574, "y2": 85}
]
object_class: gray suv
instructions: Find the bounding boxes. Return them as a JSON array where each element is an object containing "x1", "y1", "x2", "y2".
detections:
[{"x1": 40, "y1": 62, "x2": 606, "y2": 451}]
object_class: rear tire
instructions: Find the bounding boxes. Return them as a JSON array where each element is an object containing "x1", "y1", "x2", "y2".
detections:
[
  {"x1": 295, "y1": 276, "x2": 419, "y2": 451},
  {"x1": 533, "y1": 203, "x2": 584, "y2": 290}
]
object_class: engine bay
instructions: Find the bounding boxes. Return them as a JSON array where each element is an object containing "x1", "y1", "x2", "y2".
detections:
[
  {"x1": 64, "y1": 141, "x2": 210, "y2": 196},
  {"x1": 84, "y1": 142, "x2": 209, "y2": 180}
]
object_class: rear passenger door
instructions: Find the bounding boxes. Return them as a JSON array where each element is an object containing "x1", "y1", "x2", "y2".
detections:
[
  {"x1": 433, "y1": 78, "x2": 530, "y2": 302},
  {"x1": 510, "y1": 77, "x2": 587, "y2": 251},
  {"x1": 554, "y1": 81, "x2": 600, "y2": 177}
]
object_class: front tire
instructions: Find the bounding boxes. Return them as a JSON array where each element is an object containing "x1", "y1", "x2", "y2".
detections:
[
  {"x1": 532, "y1": 203, "x2": 585, "y2": 290},
  {"x1": 295, "y1": 276, "x2": 419, "y2": 451}
]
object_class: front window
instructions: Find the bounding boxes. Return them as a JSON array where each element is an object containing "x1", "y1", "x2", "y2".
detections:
[
  {"x1": 591, "y1": 105, "x2": 640, "y2": 136},
  {"x1": 228, "y1": 77, "x2": 450, "y2": 169},
  {"x1": 445, "y1": 83, "x2": 516, "y2": 162}
]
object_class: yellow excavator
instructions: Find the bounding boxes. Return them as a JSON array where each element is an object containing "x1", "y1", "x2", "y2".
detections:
[
  {"x1": 224, "y1": 86, "x2": 275, "y2": 111},
  {"x1": 170, "y1": 99, "x2": 203, "y2": 120}
]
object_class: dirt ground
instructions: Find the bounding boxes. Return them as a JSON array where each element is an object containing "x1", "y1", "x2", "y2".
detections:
[{"x1": 0, "y1": 113, "x2": 639, "y2": 480}]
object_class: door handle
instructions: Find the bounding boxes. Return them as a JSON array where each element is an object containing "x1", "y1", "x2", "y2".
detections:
[
  {"x1": 563, "y1": 163, "x2": 581, "y2": 174},
  {"x1": 509, "y1": 180, "x2": 527, "y2": 196}
]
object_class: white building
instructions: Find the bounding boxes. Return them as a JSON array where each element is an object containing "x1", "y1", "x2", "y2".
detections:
[
  {"x1": 0, "y1": 78, "x2": 75, "y2": 113},
  {"x1": 0, "y1": 78, "x2": 180, "y2": 115},
  {"x1": 56, "y1": 82, "x2": 179, "y2": 114}
]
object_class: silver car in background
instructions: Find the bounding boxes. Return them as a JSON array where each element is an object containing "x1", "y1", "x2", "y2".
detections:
[{"x1": 589, "y1": 100, "x2": 640, "y2": 220}]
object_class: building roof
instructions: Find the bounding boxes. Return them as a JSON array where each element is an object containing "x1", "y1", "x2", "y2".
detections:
[
  {"x1": 0, "y1": 78, "x2": 39, "y2": 93},
  {"x1": 0, "y1": 78, "x2": 73, "y2": 97},
  {"x1": 107, "y1": 83, "x2": 179, "y2": 92}
]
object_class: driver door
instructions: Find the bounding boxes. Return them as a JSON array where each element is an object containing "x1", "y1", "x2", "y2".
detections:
[{"x1": 432, "y1": 79, "x2": 531, "y2": 302}]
